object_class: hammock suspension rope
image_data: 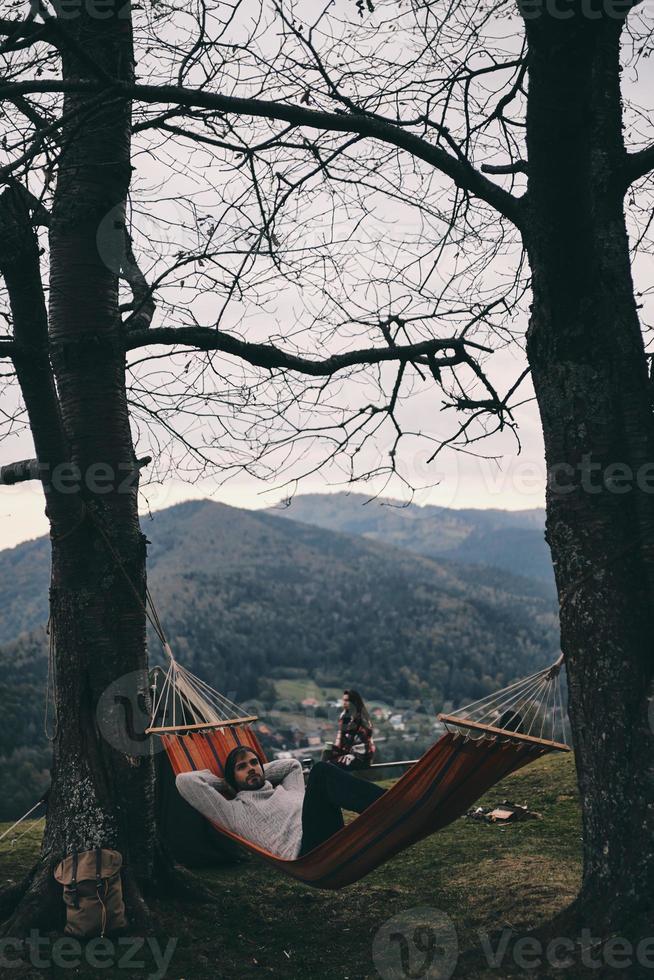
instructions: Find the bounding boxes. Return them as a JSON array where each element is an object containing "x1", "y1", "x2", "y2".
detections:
[
  {"x1": 0, "y1": 799, "x2": 47, "y2": 850},
  {"x1": 439, "y1": 655, "x2": 568, "y2": 750}
]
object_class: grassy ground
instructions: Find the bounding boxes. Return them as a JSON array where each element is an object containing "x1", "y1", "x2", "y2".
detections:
[{"x1": 0, "y1": 752, "x2": 584, "y2": 979}]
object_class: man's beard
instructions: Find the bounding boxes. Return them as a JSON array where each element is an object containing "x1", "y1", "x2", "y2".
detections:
[{"x1": 242, "y1": 772, "x2": 265, "y2": 791}]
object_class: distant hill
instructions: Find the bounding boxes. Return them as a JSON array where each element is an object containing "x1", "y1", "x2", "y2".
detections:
[
  {"x1": 0, "y1": 498, "x2": 559, "y2": 818},
  {"x1": 0, "y1": 536, "x2": 51, "y2": 645},
  {"x1": 267, "y1": 494, "x2": 554, "y2": 586},
  {"x1": 0, "y1": 500, "x2": 558, "y2": 701}
]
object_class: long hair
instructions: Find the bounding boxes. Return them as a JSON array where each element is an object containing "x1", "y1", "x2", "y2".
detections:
[
  {"x1": 224, "y1": 745, "x2": 262, "y2": 790},
  {"x1": 344, "y1": 689, "x2": 371, "y2": 728}
]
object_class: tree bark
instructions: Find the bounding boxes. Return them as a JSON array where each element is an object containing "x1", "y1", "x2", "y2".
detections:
[
  {"x1": 0, "y1": 186, "x2": 73, "y2": 530},
  {"x1": 0, "y1": 3, "x2": 166, "y2": 935},
  {"x1": 523, "y1": 10, "x2": 654, "y2": 935}
]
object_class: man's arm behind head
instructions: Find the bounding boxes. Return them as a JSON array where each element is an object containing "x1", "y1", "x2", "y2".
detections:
[
  {"x1": 264, "y1": 758, "x2": 304, "y2": 791},
  {"x1": 175, "y1": 769, "x2": 241, "y2": 833}
]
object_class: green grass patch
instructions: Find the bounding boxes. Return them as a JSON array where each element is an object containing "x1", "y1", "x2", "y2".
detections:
[
  {"x1": 0, "y1": 753, "x2": 581, "y2": 979},
  {"x1": 263, "y1": 677, "x2": 343, "y2": 703}
]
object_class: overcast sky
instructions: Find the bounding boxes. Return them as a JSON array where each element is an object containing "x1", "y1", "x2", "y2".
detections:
[
  {"x1": 2, "y1": 0, "x2": 652, "y2": 551},
  {"x1": 0, "y1": 377, "x2": 547, "y2": 551}
]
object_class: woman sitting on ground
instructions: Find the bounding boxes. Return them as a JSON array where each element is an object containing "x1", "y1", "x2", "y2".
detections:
[{"x1": 327, "y1": 689, "x2": 376, "y2": 770}]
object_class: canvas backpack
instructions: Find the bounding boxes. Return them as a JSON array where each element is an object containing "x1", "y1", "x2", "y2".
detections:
[{"x1": 54, "y1": 847, "x2": 127, "y2": 938}]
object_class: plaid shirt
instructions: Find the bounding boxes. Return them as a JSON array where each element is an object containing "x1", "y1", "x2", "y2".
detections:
[{"x1": 333, "y1": 711, "x2": 375, "y2": 759}]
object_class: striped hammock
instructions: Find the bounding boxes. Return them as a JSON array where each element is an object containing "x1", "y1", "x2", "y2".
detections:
[{"x1": 148, "y1": 654, "x2": 570, "y2": 889}]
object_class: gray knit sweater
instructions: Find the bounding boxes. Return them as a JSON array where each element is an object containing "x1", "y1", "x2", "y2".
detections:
[{"x1": 176, "y1": 759, "x2": 305, "y2": 859}]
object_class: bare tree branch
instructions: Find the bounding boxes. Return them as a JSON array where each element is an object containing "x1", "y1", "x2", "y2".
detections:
[
  {"x1": 121, "y1": 231, "x2": 156, "y2": 332},
  {"x1": 0, "y1": 183, "x2": 73, "y2": 529},
  {"x1": 0, "y1": 80, "x2": 525, "y2": 227},
  {"x1": 125, "y1": 326, "x2": 490, "y2": 376},
  {"x1": 624, "y1": 145, "x2": 654, "y2": 187},
  {"x1": 0, "y1": 17, "x2": 50, "y2": 53},
  {"x1": 0, "y1": 18, "x2": 43, "y2": 39},
  {"x1": 482, "y1": 161, "x2": 528, "y2": 176},
  {"x1": 0, "y1": 458, "x2": 42, "y2": 485}
]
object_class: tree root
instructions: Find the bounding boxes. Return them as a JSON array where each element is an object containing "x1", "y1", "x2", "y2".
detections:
[
  {"x1": 0, "y1": 860, "x2": 62, "y2": 938},
  {"x1": 120, "y1": 847, "x2": 219, "y2": 935},
  {"x1": 136, "y1": 836, "x2": 220, "y2": 905},
  {"x1": 456, "y1": 893, "x2": 654, "y2": 979},
  {"x1": 0, "y1": 878, "x2": 29, "y2": 922},
  {"x1": 121, "y1": 864, "x2": 157, "y2": 935},
  {"x1": 529, "y1": 892, "x2": 654, "y2": 947},
  {"x1": 148, "y1": 858, "x2": 219, "y2": 904}
]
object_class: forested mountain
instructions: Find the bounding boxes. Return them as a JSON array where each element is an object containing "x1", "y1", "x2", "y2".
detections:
[
  {"x1": 0, "y1": 536, "x2": 50, "y2": 645},
  {"x1": 0, "y1": 629, "x2": 51, "y2": 823},
  {"x1": 0, "y1": 499, "x2": 559, "y2": 818},
  {"x1": 268, "y1": 493, "x2": 553, "y2": 585}
]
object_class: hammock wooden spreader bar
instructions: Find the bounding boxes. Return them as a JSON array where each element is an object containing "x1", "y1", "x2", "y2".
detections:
[
  {"x1": 150, "y1": 650, "x2": 570, "y2": 889},
  {"x1": 148, "y1": 717, "x2": 259, "y2": 734},
  {"x1": 437, "y1": 715, "x2": 570, "y2": 752}
]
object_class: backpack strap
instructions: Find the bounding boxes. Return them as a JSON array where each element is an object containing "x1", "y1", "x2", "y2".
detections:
[
  {"x1": 94, "y1": 847, "x2": 109, "y2": 900},
  {"x1": 95, "y1": 847, "x2": 107, "y2": 937},
  {"x1": 70, "y1": 849, "x2": 79, "y2": 909}
]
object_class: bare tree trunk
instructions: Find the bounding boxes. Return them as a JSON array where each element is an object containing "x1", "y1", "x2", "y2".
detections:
[
  {"x1": 524, "y1": 13, "x2": 654, "y2": 934},
  {"x1": 0, "y1": 3, "x2": 168, "y2": 934}
]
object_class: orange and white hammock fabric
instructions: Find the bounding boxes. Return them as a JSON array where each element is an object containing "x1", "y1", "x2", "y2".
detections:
[{"x1": 148, "y1": 656, "x2": 569, "y2": 890}]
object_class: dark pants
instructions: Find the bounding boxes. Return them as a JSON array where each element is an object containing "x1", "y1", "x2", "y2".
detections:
[{"x1": 299, "y1": 761, "x2": 385, "y2": 856}]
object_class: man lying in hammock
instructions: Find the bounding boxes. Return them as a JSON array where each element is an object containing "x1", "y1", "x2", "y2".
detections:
[{"x1": 176, "y1": 746, "x2": 385, "y2": 859}]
